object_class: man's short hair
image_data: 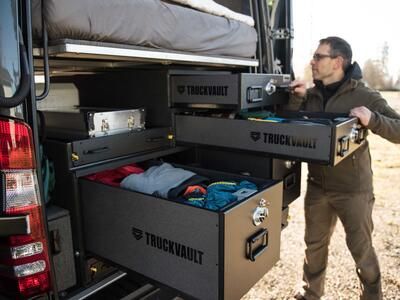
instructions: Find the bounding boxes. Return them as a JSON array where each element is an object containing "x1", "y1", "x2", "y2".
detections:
[{"x1": 320, "y1": 36, "x2": 352, "y2": 70}]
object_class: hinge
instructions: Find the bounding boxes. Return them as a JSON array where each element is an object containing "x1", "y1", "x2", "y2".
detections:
[{"x1": 272, "y1": 28, "x2": 294, "y2": 40}]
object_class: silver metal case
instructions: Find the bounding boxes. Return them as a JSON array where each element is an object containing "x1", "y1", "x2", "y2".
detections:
[{"x1": 40, "y1": 107, "x2": 146, "y2": 140}]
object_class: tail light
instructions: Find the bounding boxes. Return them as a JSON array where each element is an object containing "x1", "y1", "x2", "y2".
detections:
[{"x1": 0, "y1": 117, "x2": 51, "y2": 298}]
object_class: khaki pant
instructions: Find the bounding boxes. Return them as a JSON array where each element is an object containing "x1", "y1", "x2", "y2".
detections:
[{"x1": 301, "y1": 183, "x2": 382, "y2": 300}]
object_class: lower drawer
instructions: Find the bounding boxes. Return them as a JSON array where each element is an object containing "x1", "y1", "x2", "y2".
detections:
[{"x1": 80, "y1": 166, "x2": 282, "y2": 300}]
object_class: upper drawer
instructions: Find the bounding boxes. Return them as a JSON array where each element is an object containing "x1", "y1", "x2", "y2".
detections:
[
  {"x1": 80, "y1": 165, "x2": 282, "y2": 300},
  {"x1": 170, "y1": 73, "x2": 290, "y2": 110},
  {"x1": 57, "y1": 127, "x2": 173, "y2": 168},
  {"x1": 175, "y1": 113, "x2": 367, "y2": 166}
]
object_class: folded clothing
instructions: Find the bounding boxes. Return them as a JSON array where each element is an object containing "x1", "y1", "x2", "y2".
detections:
[
  {"x1": 167, "y1": 175, "x2": 209, "y2": 199},
  {"x1": 186, "y1": 180, "x2": 258, "y2": 210},
  {"x1": 85, "y1": 163, "x2": 144, "y2": 187},
  {"x1": 121, "y1": 163, "x2": 197, "y2": 198}
]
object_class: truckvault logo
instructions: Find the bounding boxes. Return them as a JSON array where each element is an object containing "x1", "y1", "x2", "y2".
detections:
[
  {"x1": 177, "y1": 85, "x2": 185, "y2": 94},
  {"x1": 131, "y1": 227, "x2": 204, "y2": 265},
  {"x1": 250, "y1": 131, "x2": 317, "y2": 149},
  {"x1": 177, "y1": 85, "x2": 228, "y2": 96},
  {"x1": 250, "y1": 131, "x2": 261, "y2": 142},
  {"x1": 131, "y1": 227, "x2": 143, "y2": 240}
]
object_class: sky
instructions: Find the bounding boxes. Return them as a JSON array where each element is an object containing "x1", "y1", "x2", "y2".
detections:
[{"x1": 292, "y1": 0, "x2": 400, "y2": 79}]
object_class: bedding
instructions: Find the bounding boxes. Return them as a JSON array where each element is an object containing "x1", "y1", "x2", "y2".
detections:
[
  {"x1": 168, "y1": 0, "x2": 254, "y2": 26},
  {"x1": 32, "y1": 0, "x2": 257, "y2": 58}
]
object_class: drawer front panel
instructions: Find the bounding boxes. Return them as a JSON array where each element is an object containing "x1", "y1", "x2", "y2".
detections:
[
  {"x1": 175, "y1": 115, "x2": 332, "y2": 163},
  {"x1": 71, "y1": 127, "x2": 172, "y2": 167},
  {"x1": 224, "y1": 182, "x2": 283, "y2": 300},
  {"x1": 333, "y1": 118, "x2": 367, "y2": 165},
  {"x1": 80, "y1": 180, "x2": 220, "y2": 300},
  {"x1": 170, "y1": 74, "x2": 290, "y2": 110}
]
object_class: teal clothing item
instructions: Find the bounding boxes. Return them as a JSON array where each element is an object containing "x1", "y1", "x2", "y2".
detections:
[{"x1": 185, "y1": 180, "x2": 258, "y2": 210}]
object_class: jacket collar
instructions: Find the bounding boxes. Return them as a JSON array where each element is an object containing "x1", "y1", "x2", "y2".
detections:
[{"x1": 308, "y1": 62, "x2": 362, "y2": 98}]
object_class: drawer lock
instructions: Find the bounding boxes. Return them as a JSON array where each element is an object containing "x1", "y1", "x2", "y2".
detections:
[
  {"x1": 350, "y1": 124, "x2": 367, "y2": 144},
  {"x1": 265, "y1": 79, "x2": 277, "y2": 95},
  {"x1": 246, "y1": 228, "x2": 269, "y2": 262},
  {"x1": 252, "y1": 199, "x2": 269, "y2": 226}
]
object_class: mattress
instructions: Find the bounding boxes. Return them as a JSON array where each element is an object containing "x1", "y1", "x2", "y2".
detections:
[{"x1": 32, "y1": 0, "x2": 257, "y2": 58}]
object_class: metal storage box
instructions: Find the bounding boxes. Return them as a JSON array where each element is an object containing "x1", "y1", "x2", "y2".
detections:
[
  {"x1": 46, "y1": 127, "x2": 173, "y2": 168},
  {"x1": 80, "y1": 167, "x2": 283, "y2": 300},
  {"x1": 170, "y1": 73, "x2": 291, "y2": 110},
  {"x1": 40, "y1": 107, "x2": 146, "y2": 139},
  {"x1": 175, "y1": 112, "x2": 367, "y2": 166}
]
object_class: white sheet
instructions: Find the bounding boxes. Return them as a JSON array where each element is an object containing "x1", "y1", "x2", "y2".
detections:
[{"x1": 170, "y1": 0, "x2": 255, "y2": 26}]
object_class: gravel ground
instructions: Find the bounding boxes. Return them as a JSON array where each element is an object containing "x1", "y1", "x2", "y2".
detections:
[{"x1": 242, "y1": 92, "x2": 400, "y2": 300}]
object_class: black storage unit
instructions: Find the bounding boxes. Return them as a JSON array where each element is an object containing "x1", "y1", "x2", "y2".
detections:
[
  {"x1": 48, "y1": 127, "x2": 173, "y2": 168},
  {"x1": 170, "y1": 73, "x2": 290, "y2": 110},
  {"x1": 46, "y1": 206, "x2": 76, "y2": 292},
  {"x1": 80, "y1": 167, "x2": 283, "y2": 300},
  {"x1": 175, "y1": 113, "x2": 367, "y2": 166}
]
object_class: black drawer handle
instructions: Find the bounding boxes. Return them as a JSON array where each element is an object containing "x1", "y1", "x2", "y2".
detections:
[
  {"x1": 50, "y1": 229, "x2": 62, "y2": 255},
  {"x1": 246, "y1": 86, "x2": 263, "y2": 103},
  {"x1": 338, "y1": 135, "x2": 350, "y2": 157},
  {"x1": 246, "y1": 228, "x2": 268, "y2": 262},
  {"x1": 83, "y1": 147, "x2": 110, "y2": 155},
  {"x1": 284, "y1": 172, "x2": 296, "y2": 190}
]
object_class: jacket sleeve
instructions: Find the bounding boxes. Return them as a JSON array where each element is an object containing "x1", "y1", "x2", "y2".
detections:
[
  {"x1": 366, "y1": 93, "x2": 400, "y2": 143},
  {"x1": 283, "y1": 94, "x2": 306, "y2": 111}
]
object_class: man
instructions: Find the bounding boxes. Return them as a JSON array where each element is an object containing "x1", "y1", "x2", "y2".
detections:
[{"x1": 288, "y1": 36, "x2": 400, "y2": 300}]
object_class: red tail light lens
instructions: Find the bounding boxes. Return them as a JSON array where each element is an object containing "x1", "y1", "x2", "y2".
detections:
[
  {"x1": 0, "y1": 118, "x2": 35, "y2": 169},
  {"x1": 0, "y1": 118, "x2": 51, "y2": 298}
]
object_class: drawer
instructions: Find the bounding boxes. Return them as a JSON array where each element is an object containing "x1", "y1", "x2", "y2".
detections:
[
  {"x1": 170, "y1": 73, "x2": 290, "y2": 110},
  {"x1": 175, "y1": 113, "x2": 367, "y2": 166},
  {"x1": 80, "y1": 166, "x2": 282, "y2": 300},
  {"x1": 69, "y1": 127, "x2": 172, "y2": 167}
]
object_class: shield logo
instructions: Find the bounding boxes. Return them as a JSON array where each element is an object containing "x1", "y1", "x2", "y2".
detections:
[
  {"x1": 131, "y1": 227, "x2": 143, "y2": 240},
  {"x1": 250, "y1": 131, "x2": 261, "y2": 142},
  {"x1": 177, "y1": 85, "x2": 185, "y2": 94}
]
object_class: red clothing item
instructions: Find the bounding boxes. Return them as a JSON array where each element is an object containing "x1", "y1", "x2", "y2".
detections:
[{"x1": 85, "y1": 163, "x2": 144, "y2": 187}]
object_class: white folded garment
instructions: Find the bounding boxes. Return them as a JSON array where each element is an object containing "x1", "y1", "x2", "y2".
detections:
[{"x1": 170, "y1": 0, "x2": 255, "y2": 27}]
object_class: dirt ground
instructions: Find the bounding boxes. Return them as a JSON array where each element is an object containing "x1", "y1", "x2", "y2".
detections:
[{"x1": 242, "y1": 92, "x2": 400, "y2": 300}]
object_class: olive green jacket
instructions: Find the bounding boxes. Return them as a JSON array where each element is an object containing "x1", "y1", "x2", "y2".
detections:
[{"x1": 287, "y1": 79, "x2": 400, "y2": 193}]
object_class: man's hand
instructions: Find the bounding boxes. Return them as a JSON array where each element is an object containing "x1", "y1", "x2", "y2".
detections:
[
  {"x1": 289, "y1": 80, "x2": 308, "y2": 98},
  {"x1": 349, "y1": 106, "x2": 372, "y2": 126}
]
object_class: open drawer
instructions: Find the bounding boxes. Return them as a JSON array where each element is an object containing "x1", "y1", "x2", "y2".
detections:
[
  {"x1": 175, "y1": 112, "x2": 367, "y2": 166},
  {"x1": 80, "y1": 166, "x2": 282, "y2": 300}
]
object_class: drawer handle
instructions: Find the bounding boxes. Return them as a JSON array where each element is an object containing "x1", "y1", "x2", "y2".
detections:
[
  {"x1": 284, "y1": 172, "x2": 296, "y2": 190},
  {"x1": 246, "y1": 86, "x2": 263, "y2": 103},
  {"x1": 50, "y1": 229, "x2": 61, "y2": 255},
  {"x1": 83, "y1": 147, "x2": 110, "y2": 155},
  {"x1": 338, "y1": 136, "x2": 350, "y2": 157},
  {"x1": 246, "y1": 229, "x2": 268, "y2": 262}
]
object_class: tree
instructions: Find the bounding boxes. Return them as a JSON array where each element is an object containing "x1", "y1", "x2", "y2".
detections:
[
  {"x1": 363, "y1": 59, "x2": 386, "y2": 90},
  {"x1": 363, "y1": 42, "x2": 394, "y2": 90}
]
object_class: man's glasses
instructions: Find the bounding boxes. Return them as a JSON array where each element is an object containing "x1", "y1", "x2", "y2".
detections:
[{"x1": 312, "y1": 53, "x2": 336, "y2": 61}]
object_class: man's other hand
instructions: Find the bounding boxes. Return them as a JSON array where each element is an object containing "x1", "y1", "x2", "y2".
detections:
[
  {"x1": 289, "y1": 80, "x2": 308, "y2": 98},
  {"x1": 349, "y1": 106, "x2": 372, "y2": 126}
]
